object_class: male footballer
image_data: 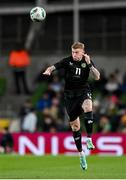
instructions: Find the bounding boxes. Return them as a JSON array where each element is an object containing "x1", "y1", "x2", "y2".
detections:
[{"x1": 43, "y1": 42, "x2": 100, "y2": 170}]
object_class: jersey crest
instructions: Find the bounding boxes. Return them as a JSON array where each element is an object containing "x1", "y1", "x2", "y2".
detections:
[{"x1": 81, "y1": 63, "x2": 86, "y2": 68}]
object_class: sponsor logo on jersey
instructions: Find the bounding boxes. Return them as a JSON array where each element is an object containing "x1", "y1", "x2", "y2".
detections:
[{"x1": 81, "y1": 63, "x2": 86, "y2": 68}]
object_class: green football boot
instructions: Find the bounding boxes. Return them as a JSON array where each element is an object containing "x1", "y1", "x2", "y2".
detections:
[
  {"x1": 86, "y1": 139, "x2": 95, "y2": 150},
  {"x1": 80, "y1": 154, "x2": 87, "y2": 170}
]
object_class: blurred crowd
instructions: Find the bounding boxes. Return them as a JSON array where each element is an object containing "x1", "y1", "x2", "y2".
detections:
[
  {"x1": 17, "y1": 66, "x2": 126, "y2": 134},
  {"x1": 1, "y1": 64, "x2": 126, "y2": 153},
  {"x1": 92, "y1": 68, "x2": 126, "y2": 134},
  {"x1": 19, "y1": 69, "x2": 66, "y2": 133}
]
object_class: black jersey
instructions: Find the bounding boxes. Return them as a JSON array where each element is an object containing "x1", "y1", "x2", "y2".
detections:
[{"x1": 54, "y1": 56, "x2": 94, "y2": 90}]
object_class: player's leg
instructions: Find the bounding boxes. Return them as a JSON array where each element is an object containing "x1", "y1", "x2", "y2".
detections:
[
  {"x1": 69, "y1": 118, "x2": 87, "y2": 170},
  {"x1": 82, "y1": 99, "x2": 95, "y2": 150},
  {"x1": 64, "y1": 94, "x2": 87, "y2": 170},
  {"x1": 70, "y1": 118, "x2": 82, "y2": 152}
]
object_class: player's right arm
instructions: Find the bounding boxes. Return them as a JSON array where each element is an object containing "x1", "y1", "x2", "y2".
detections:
[
  {"x1": 43, "y1": 65, "x2": 56, "y2": 76},
  {"x1": 43, "y1": 58, "x2": 67, "y2": 76}
]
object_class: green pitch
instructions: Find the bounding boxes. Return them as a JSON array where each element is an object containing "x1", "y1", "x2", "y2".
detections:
[{"x1": 0, "y1": 155, "x2": 126, "y2": 179}]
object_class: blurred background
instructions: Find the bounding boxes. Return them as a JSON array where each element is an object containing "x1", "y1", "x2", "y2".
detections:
[{"x1": 0, "y1": 0, "x2": 126, "y2": 154}]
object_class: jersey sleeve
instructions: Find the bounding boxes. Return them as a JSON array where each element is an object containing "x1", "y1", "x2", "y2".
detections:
[{"x1": 54, "y1": 58, "x2": 67, "y2": 69}]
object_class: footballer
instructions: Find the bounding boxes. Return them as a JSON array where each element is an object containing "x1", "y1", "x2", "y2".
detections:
[{"x1": 43, "y1": 42, "x2": 100, "y2": 170}]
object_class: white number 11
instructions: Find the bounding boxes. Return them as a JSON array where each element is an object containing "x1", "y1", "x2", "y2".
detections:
[{"x1": 75, "y1": 68, "x2": 81, "y2": 75}]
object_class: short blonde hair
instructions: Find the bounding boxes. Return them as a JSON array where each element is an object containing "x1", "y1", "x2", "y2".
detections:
[{"x1": 71, "y1": 42, "x2": 85, "y2": 50}]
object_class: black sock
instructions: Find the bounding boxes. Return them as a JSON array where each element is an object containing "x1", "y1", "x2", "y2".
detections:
[
  {"x1": 84, "y1": 111, "x2": 93, "y2": 137},
  {"x1": 73, "y1": 130, "x2": 82, "y2": 152}
]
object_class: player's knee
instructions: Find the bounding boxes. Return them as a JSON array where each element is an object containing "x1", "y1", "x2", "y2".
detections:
[
  {"x1": 70, "y1": 123, "x2": 80, "y2": 131},
  {"x1": 82, "y1": 103, "x2": 92, "y2": 112},
  {"x1": 82, "y1": 99, "x2": 92, "y2": 112},
  {"x1": 84, "y1": 106, "x2": 92, "y2": 112}
]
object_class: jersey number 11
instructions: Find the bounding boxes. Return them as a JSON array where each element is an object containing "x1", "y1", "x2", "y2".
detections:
[{"x1": 75, "y1": 68, "x2": 81, "y2": 75}]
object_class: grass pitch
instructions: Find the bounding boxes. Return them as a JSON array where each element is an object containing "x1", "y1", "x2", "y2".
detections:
[{"x1": 0, "y1": 155, "x2": 126, "y2": 179}]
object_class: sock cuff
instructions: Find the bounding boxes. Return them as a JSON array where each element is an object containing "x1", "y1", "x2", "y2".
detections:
[
  {"x1": 73, "y1": 129, "x2": 81, "y2": 137},
  {"x1": 84, "y1": 111, "x2": 93, "y2": 119}
]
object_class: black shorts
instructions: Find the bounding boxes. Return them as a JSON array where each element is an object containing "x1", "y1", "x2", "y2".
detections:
[{"x1": 64, "y1": 87, "x2": 92, "y2": 122}]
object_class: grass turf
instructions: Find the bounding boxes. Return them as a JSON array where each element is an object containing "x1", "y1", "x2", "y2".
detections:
[{"x1": 0, "y1": 155, "x2": 126, "y2": 179}]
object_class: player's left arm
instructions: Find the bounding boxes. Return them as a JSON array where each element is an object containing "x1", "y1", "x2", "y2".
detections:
[{"x1": 84, "y1": 54, "x2": 100, "y2": 80}]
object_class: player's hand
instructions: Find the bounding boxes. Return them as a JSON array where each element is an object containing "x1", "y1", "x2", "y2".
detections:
[
  {"x1": 83, "y1": 54, "x2": 91, "y2": 64},
  {"x1": 43, "y1": 67, "x2": 52, "y2": 76}
]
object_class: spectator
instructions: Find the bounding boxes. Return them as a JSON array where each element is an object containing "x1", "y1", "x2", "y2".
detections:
[
  {"x1": 114, "y1": 69, "x2": 123, "y2": 84},
  {"x1": 0, "y1": 128, "x2": 14, "y2": 153},
  {"x1": 22, "y1": 108, "x2": 37, "y2": 132},
  {"x1": 97, "y1": 115, "x2": 111, "y2": 133},
  {"x1": 20, "y1": 99, "x2": 33, "y2": 117},
  {"x1": 118, "y1": 114, "x2": 126, "y2": 133},
  {"x1": 19, "y1": 99, "x2": 34, "y2": 130},
  {"x1": 49, "y1": 96, "x2": 60, "y2": 120},
  {"x1": 99, "y1": 95, "x2": 111, "y2": 115},
  {"x1": 9, "y1": 43, "x2": 31, "y2": 94},
  {"x1": 49, "y1": 75, "x2": 63, "y2": 93},
  {"x1": 42, "y1": 115, "x2": 57, "y2": 132},
  {"x1": 104, "y1": 73, "x2": 120, "y2": 95},
  {"x1": 36, "y1": 91, "x2": 51, "y2": 111}
]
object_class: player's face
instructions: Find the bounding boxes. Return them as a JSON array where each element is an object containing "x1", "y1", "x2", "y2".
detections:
[{"x1": 72, "y1": 48, "x2": 84, "y2": 61}]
